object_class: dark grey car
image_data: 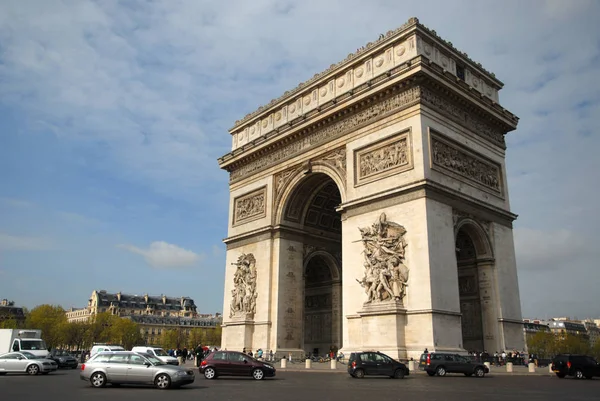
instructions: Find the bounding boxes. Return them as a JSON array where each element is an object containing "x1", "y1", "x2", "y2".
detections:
[{"x1": 80, "y1": 351, "x2": 195, "y2": 389}]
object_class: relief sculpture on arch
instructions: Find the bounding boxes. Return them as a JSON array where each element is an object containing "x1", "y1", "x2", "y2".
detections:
[
  {"x1": 356, "y1": 213, "x2": 409, "y2": 305},
  {"x1": 230, "y1": 253, "x2": 258, "y2": 319}
]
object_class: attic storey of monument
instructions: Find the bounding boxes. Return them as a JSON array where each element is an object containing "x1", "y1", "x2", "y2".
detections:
[{"x1": 218, "y1": 17, "x2": 524, "y2": 359}]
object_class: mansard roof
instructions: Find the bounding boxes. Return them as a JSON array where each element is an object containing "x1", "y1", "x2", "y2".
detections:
[
  {"x1": 125, "y1": 315, "x2": 221, "y2": 326},
  {"x1": 93, "y1": 290, "x2": 196, "y2": 309}
]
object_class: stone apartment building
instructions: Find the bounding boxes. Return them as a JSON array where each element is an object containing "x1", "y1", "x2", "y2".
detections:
[
  {"x1": 65, "y1": 290, "x2": 222, "y2": 343},
  {"x1": 0, "y1": 299, "x2": 26, "y2": 326}
]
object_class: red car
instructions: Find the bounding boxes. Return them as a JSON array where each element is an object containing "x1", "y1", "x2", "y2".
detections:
[{"x1": 200, "y1": 350, "x2": 276, "y2": 380}]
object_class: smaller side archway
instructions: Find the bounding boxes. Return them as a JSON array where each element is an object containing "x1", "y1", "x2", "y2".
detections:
[
  {"x1": 303, "y1": 251, "x2": 342, "y2": 357},
  {"x1": 454, "y1": 219, "x2": 498, "y2": 354}
]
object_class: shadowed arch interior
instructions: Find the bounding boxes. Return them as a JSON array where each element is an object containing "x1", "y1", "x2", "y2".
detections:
[
  {"x1": 284, "y1": 173, "x2": 342, "y2": 234},
  {"x1": 456, "y1": 224, "x2": 488, "y2": 353},
  {"x1": 282, "y1": 172, "x2": 343, "y2": 356}
]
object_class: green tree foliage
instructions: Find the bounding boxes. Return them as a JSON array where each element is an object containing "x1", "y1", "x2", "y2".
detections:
[
  {"x1": 527, "y1": 331, "x2": 592, "y2": 358},
  {"x1": 109, "y1": 318, "x2": 144, "y2": 349},
  {"x1": 25, "y1": 304, "x2": 67, "y2": 349},
  {"x1": 591, "y1": 340, "x2": 600, "y2": 361},
  {"x1": 0, "y1": 317, "x2": 20, "y2": 329}
]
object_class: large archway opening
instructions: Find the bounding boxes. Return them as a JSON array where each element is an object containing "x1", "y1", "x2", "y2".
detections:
[
  {"x1": 456, "y1": 228, "x2": 484, "y2": 353},
  {"x1": 282, "y1": 173, "x2": 342, "y2": 357}
]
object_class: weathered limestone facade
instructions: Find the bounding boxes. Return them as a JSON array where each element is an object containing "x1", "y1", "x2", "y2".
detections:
[{"x1": 218, "y1": 17, "x2": 524, "y2": 359}]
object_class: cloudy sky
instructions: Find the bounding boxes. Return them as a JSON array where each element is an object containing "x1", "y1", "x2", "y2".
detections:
[{"x1": 0, "y1": 0, "x2": 598, "y2": 320}]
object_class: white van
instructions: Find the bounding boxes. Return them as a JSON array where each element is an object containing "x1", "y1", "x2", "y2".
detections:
[
  {"x1": 131, "y1": 346, "x2": 179, "y2": 365},
  {"x1": 90, "y1": 344, "x2": 125, "y2": 357}
]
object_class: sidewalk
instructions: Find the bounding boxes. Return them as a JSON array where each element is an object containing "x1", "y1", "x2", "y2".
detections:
[{"x1": 272, "y1": 360, "x2": 554, "y2": 376}]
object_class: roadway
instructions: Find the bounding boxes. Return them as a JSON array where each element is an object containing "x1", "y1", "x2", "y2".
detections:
[{"x1": 0, "y1": 366, "x2": 598, "y2": 401}]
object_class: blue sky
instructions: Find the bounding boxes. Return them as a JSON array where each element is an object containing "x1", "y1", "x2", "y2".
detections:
[{"x1": 0, "y1": 0, "x2": 599, "y2": 318}]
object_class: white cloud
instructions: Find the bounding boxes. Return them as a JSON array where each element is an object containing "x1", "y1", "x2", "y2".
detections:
[
  {"x1": 0, "y1": 198, "x2": 36, "y2": 209},
  {"x1": 118, "y1": 241, "x2": 201, "y2": 269},
  {"x1": 0, "y1": 233, "x2": 55, "y2": 251}
]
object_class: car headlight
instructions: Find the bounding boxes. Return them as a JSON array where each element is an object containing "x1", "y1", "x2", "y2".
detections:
[
  {"x1": 263, "y1": 365, "x2": 274, "y2": 369},
  {"x1": 42, "y1": 362, "x2": 51, "y2": 366},
  {"x1": 176, "y1": 371, "x2": 187, "y2": 376},
  {"x1": 58, "y1": 358, "x2": 65, "y2": 362}
]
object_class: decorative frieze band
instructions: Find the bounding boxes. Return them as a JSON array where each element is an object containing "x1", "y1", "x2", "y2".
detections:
[
  {"x1": 229, "y1": 85, "x2": 506, "y2": 182},
  {"x1": 354, "y1": 130, "x2": 412, "y2": 186},
  {"x1": 420, "y1": 87, "x2": 504, "y2": 147},
  {"x1": 229, "y1": 86, "x2": 421, "y2": 182},
  {"x1": 430, "y1": 133, "x2": 502, "y2": 195},
  {"x1": 233, "y1": 186, "x2": 267, "y2": 226}
]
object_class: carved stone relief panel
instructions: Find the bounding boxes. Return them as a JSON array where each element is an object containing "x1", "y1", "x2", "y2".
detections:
[
  {"x1": 229, "y1": 253, "x2": 257, "y2": 319},
  {"x1": 430, "y1": 132, "x2": 503, "y2": 196},
  {"x1": 356, "y1": 213, "x2": 409, "y2": 305},
  {"x1": 232, "y1": 186, "x2": 267, "y2": 226},
  {"x1": 354, "y1": 130, "x2": 412, "y2": 186}
]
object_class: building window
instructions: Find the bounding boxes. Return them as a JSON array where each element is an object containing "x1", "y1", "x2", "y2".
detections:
[{"x1": 456, "y1": 64, "x2": 465, "y2": 81}]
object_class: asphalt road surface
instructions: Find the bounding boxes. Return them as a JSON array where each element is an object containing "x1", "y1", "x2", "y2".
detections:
[{"x1": 1, "y1": 368, "x2": 599, "y2": 401}]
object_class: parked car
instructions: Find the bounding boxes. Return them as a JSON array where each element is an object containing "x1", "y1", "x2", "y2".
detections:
[
  {"x1": 80, "y1": 351, "x2": 195, "y2": 389},
  {"x1": 347, "y1": 351, "x2": 409, "y2": 379},
  {"x1": 200, "y1": 350, "x2": 276, "y2": 380},
  {"x1": 49, "y1": 350, "x2": 79, "y2": 369},
  {"x1": 131, "y1": 346, "x2": 179, "y2": 365},
  {"x1": 0, "y1": 351, "x2": 58, "y2": 375},
  {"x1": 419, "y1": 352, "x2": 488, "y2": 377},
  {"x1": 551, "y1": 354, "x2": 600, "y2": 379},
  {"x1": 89, "y1": 344, "x2": 125, "y2": 357}
]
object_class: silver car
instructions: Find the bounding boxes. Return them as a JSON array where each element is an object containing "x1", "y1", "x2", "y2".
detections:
[
  {"x1": 80, "y1": 351, "x2": 195, "y2": 389},
  {"x1": 0, "y1": 351, "x2": 58, "y2": 375}
]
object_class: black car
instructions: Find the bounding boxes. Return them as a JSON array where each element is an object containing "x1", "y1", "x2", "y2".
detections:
[
  {"x1": 551, "y1": 354, "x2": 600, "y2": 379},
  {"x1": 49, "y1": 351, "x2": 79, "y2": 369},
  {"x1": 200, "y1": 351, "x2": 276, "y2": 380},
  {"x1": 419, "y1": 352, "x2": 488, "y2": 377},
  {"x1": 347, "y1": 351, "x2": 409, "y2": 379}
]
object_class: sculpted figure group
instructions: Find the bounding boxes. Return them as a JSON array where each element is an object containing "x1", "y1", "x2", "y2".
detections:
[
  {"x1": 356, "y1": 213, "x2": 410, "y2": 304},
  {"x1": 230, "y1": 253, "x2": 258, "y2": 317}
]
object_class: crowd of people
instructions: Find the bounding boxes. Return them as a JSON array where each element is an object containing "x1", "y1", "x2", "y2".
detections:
[{"x1": 167, "y1": 344, "x2": 217, "y2": 366}]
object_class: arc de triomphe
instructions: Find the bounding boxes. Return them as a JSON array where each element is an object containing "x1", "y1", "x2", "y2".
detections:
[{"x1": 217, "y1": 17, "x2": 525, "y2": 359}]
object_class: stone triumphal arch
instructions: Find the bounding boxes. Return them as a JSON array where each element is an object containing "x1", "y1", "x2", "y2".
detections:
[{"x1": 218, "y1": 18, "x2": 525, "y2": 359}]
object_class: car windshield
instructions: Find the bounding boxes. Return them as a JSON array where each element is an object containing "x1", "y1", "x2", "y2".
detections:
[
  {"x1": 20, "y1": 340, "x2": 47, "y2": 351},
  {"x1": 20, "y1": 351, "x2": 37, "y2": 359},
  {"x1": 54, "y1": 351, "x2": 72, "y2": 356},
  {"x1": 153, "y1": 349, "x2": 168, "y2": 356},
  {"x1": 142, "y1": 354, "x2": 165, "y2": 365}
]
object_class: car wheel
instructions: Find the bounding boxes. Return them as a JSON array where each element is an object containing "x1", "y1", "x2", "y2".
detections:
[
  {"x1": 556, "y1": 373, "x2": 565, "y2": 378},
  {"x1": 436, "y1": 366, "x2": 446, "y2": 377},
  {"x1": 204, "y1": 367, "x2": 217, "y2": 379},
  {"x1": 27, "y1": 364, "x2": 40, "y2": 375},
  {"x1": 354, "y1": 369, "x2": 365, "y2": 379},
  {"x1": 394, "y1": 369, "x2": 405, "y2": 379},
  {"x1": 427, "y1": 371, "x2": 435, "y2": 376},
  {"x1": 574, "y1": 369, "x2": 584, "y2": 379},
  {"x1": 90, "y1": 372, "x2": 107, "y2": 388},
  {"x1": 474, "y1": 367, "x2": 485, "y2": 378},
  {"x1": 252, "y1": 368, "x2": 265, "y2": 380},
  {"x1": 155, "y1": 373, "x2": 171, "y2": 389}
]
